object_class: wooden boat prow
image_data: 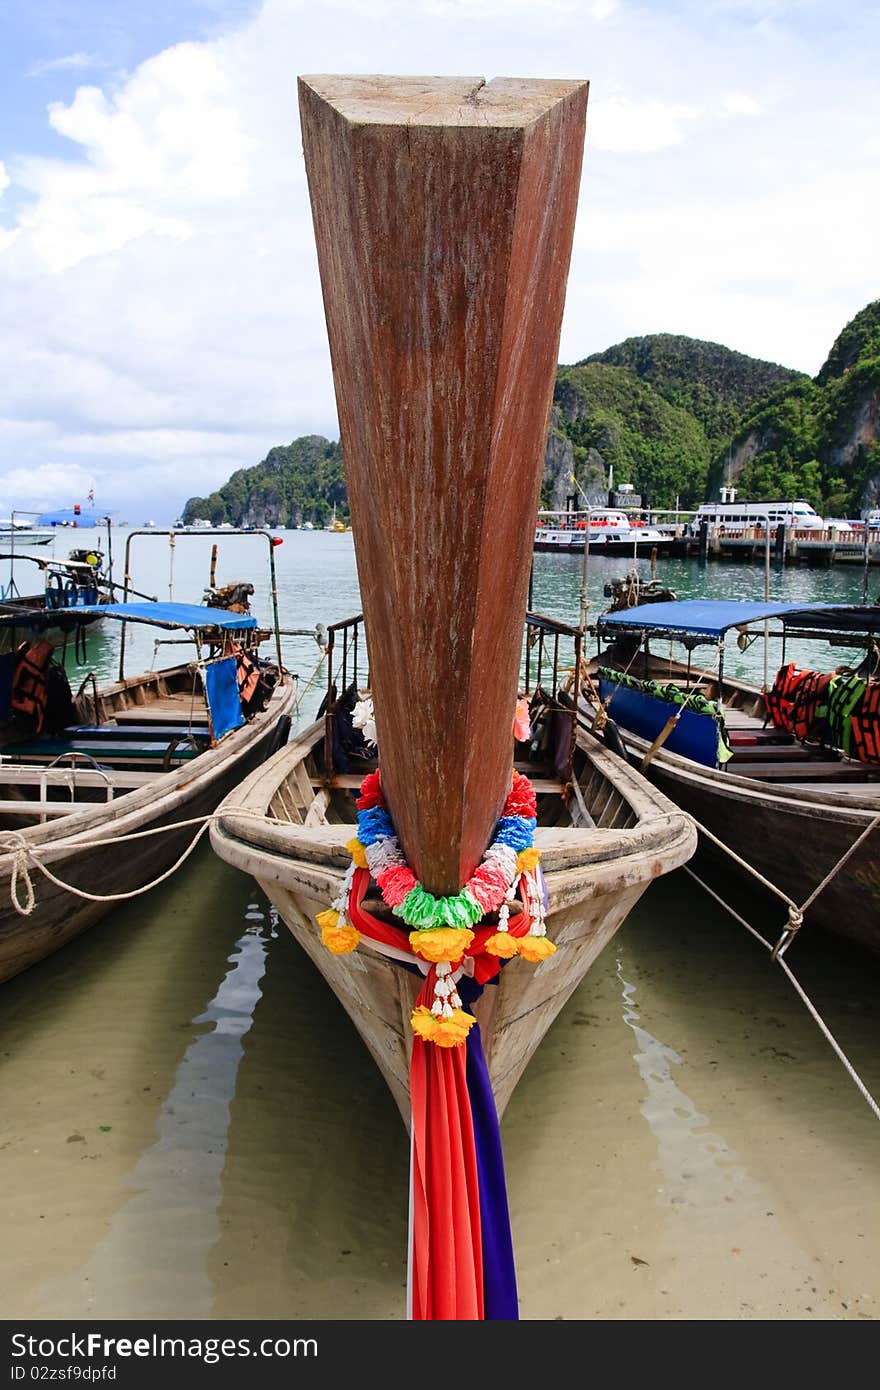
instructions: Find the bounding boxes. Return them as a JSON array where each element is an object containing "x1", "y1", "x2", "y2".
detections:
[{"x1": 299, "y1": 74, "x2": 588, "y2": 894}]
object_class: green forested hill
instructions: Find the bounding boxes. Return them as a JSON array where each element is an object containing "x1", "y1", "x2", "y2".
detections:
[
  {"x1": 552, "y1": 363, "x2": 712, "y2": 507},
  {"x1": 582, "y1": 333, "x2": 801, "y2": 445},
  {"x1": 719, "y1": 301, "x2": 880, "y2": 514},
  {"x1": 182, "y1": 305, "x2": 880, "y2": 524},
  {"x1": 182, "y1": 435, "x2": 346, "y2": 528}
]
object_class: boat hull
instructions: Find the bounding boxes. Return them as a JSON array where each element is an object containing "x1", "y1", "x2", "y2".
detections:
[
  {"x1": 534, "y1": 537, "x2": 676, "y2": 555},
  {"x1": 578, "y1": 704, "x2": 880, "y2": 957},
  {"x1": 0, "y1": 680, "x2": 297, "y2": 983},
  {"x1": 210, "y1": 723, "x2": 696, "y2": 1124}
]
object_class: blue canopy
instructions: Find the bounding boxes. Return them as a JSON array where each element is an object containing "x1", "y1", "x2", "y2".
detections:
[
  {"x1": 37, "y1": 509, "x2": 111, "y2": 527},
  {"x1": 597, "y1": 599, "x2": 880, "y2": 642},
  {"x1": 2, "y1": 601, "x2": 258, "y2": 631}
]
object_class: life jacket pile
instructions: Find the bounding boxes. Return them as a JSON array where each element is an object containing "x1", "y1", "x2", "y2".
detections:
[
  {"x1": 766, "y1": 663, "x2": 880, "y2": 764},
  {"x1": 224, "y1": 642, "x2": 274, "y2": 719},
  {"x1": 764, "y1": 663, "x2": 833, "y2": 745},
  {"x1": 852, "y1": 680, "x2": 880, "y2": 763},
  {"x1": 11, "y1": 640, "x2": 55, "y2": 734}
]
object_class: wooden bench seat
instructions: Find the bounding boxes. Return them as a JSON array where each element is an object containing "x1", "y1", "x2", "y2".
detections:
[
  {"x1": 0, "y1": 766, "x2": 158, "y2": 790},
  {"x1": 731, "y1": 760, "x2": 877, "y2": 781},
  {"x1": 112, "y1": 703, "x2": 208, "y2": 725},
  {"x1": 730, "y1": 744, "x2": 826, "y2": 762},
  {"x1": 313, "y1": 772, "x2": 566, "y2": 795},
  {"x1": 727, "y1": 727, "x2": 793, "y2": 746},
  {"x1": 64, "y1": 723, "x2": 210, "y2": 742},
  {"x1": 3, "y1": 739, "x2": 202, "y2": 767}
]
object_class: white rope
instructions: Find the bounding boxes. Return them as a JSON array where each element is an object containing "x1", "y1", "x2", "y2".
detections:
[
  {"x1": 0, "y1": 807, "x2": 269, "y2": 915},
  {"x1": 684, "y1": 864, "x2": 880, "y2": 1124}
]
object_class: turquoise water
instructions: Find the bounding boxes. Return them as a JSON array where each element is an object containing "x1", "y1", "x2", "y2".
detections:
[
  {"x1": 1, "y1": 532, "x2": 878, "y2": 1321},
  {"x1": 7, "y1": 527, "x2": 874, "y2": 716}
]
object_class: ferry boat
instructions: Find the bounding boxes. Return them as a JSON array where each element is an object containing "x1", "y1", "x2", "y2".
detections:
[
  {"x1": 685, "y1": 498, "x2": 825, "y2": 537},
  {"x1": 534, "y1": 508, "x2": 674, "y2": 554}
]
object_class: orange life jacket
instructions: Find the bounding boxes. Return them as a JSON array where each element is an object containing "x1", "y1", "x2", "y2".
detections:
[
  {"x1": 791, "y1": 670, "x2": 833, "y2": 744},
  {"x1": 764, "y1": 663, "x2": 802, "y2": 733},
  {"x1": 11, "y1": 640, "x2": 54, "y2": 733},
  {"x1": 766, "y1": 664, "x2": 836, "y2": 745},
  {"x1": 851, "y1": 680, "x2": 880, "y2": 764}
]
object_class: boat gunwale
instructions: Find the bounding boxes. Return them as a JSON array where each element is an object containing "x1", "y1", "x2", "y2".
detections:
[
  {"x1": 0, "y1": 673, "x2": 298, "y2": 866},
  {"x1": 211, "y1": 718, "x2": 698, "y2": 897}
]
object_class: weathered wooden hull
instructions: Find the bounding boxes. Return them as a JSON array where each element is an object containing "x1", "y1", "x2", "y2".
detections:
[
  {"x1": 578, "y1": 702, "x2": 880, "y2": 957},
  {"x1": 299, "y1": 75, "x2": 588, "y2": 895},
  {"x1": 210, "y1": 723, "x2": 696, "y2": 1124},
  {"x1": 0, "y1": 679, "x2": 297, "y2": 983}
]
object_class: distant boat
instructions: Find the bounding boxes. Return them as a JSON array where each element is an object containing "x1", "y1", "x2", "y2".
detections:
[
  {"x1": 685, "y1": 499, "x2": 825, "y2": 537},
  {"x1": 534, "y1": 508, "x2": 673, "y2": 554},
  {"x1": 0, "y1": 520, "x2": 55, "y2": 548},
  {"x1": 301, "y1": 521, "x2": 315, "y2": 531}
]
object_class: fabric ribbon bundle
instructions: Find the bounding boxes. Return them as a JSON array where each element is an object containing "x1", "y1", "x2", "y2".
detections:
[{"x1": 314, "y1": 767, "x2": 555, "y2": 1319}]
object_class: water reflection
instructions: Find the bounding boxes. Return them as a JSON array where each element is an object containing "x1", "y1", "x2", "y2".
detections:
[{"x1": 39, "y1": 904, "x2": 277, "y2": 1318}]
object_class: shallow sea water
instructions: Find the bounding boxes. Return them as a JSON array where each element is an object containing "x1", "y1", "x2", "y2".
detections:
[{"x1": 1, "y1": 531, "x2": 878, "y2": 1320}]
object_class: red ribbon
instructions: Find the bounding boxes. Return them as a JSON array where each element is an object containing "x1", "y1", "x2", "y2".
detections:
[{"x1": 347, "y1": 867, "x2": 531, "y2": 1319}]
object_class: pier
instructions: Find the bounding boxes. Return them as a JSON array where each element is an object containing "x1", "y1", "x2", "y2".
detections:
[{"x1": 665, "y1": 523, "x2": 880, "y2": 567}]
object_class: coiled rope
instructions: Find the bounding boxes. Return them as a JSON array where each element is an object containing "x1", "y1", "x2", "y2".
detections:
[{"x1": 0, "y1": 809, "x2": 267, "y2": 915}]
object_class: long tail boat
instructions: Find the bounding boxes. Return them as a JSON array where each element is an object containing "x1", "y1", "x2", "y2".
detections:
[{"x1": 210, "y1": 75, "x2": 696, "y2": 1320}]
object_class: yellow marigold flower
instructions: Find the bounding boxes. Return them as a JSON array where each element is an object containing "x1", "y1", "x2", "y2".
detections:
[
  {"x1": 411, "y1": 1006, "x2": 440, "y2": 1044},
  {"x1": 484, "y1": 931, "x2": 519, "y2": 959},
  {"x1": 516, "y1": 847, "x2": 541, "y2": 874},
  {"x1": 410, "y1": 1005, "x2": 476, "y2": 1048},
  {"x1": 346, "y1": 837, "x2": 369, "y2": 869},
  {"x1": 316, "y1": 908, "x2": 340, "y2": 932},
  {"x1": 408, "y1": 927, "x2": 474, "y2": 963},
  {"x1": 321, "y1": 921, "x2": 360, "y2": 954},
  {"x1": 517, "y1": 935, "x2": 556, "y2": 963},
  {"x1": 433, "y1": 1009, "x2": 476, "y2": 1047}
]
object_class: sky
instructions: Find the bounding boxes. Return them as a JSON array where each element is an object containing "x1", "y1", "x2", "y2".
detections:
[{"x1": 0, "y1": 0, "x2": 878, "y2": 522}]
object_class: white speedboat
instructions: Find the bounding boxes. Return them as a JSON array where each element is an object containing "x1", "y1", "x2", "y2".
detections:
[
  {"x1": 0, "y1": 520, "x2": 55, "y2": 548},
  {"x1": 534, "y1": 508, "x2": 674, "y2": 554}
]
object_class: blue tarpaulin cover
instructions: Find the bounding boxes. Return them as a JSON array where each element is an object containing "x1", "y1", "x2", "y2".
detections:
[
  {"x1": 203, "y1": 656, "x2": 244, "y2": 739},
  {"x1": 598, "y1": 677, "x2": 721, "y2": 767},
  {"x1": 37, "y1": 509, "x2": 111, "y2": 527},
  {"x1": 597, "y1": 599, "x2": 880, "y2": 641},
  {"x1": 32, "y1": 601, "x2": 258, "y2": 631}
]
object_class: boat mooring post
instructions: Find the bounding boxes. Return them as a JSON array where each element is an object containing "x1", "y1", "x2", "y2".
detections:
[
  {"x1": 762, "y1": 513, "x2": 771, "y2": 693},
  {"x1": 578, "y1": 503, "x2": 591, "y2": 637}
]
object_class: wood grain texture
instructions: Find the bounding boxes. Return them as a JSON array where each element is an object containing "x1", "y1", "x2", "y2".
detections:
[{"x1": 299, "y1": 75, "x2": 589, "y2": 893}]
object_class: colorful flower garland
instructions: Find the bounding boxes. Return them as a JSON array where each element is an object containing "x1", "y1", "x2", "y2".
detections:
[{"x1": 315, "y1": 768, "x2": 555, "y2": 1047}]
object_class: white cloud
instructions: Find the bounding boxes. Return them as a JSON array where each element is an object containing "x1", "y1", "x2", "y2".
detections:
[
  {"x1": 0, "y1": 0, "x2": 877, "y2": 519},
  {"x1": 9, "y1": 43, "x2": 254, "y2": 272},
  {"x1": 723, "y1": 91, "x2": 764, "y2": 115},
  {"x1": 28, "y1": 52, "x2": 102, "y2": 78},
  {"x1": 0, "y1": 462, "x2": 97, "y2": 514},
  {"x1": 588, "y1": 95, "x2": 702, "y2": 152},
  {"x1": 0, "y1": 161, "x2": 8, "y2": 195}
]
